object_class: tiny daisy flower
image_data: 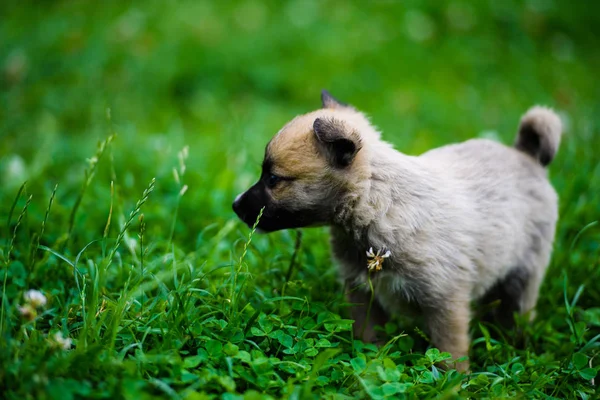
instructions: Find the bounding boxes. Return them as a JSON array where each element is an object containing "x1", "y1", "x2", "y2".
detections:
[
  {"x1": 366, "y1": 247, "x2": 391, "y2": 272},
  {"x1": 24, "y1": 289, "x2": 47, "y2": 308},
  {"x1": 52, "y1": 331, "x2": 72, "y2": 350}
]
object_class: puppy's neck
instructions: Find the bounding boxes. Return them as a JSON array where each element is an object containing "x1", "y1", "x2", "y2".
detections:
[{"x1": 333, "y1": 142, "x2": 437, "y2": 242}]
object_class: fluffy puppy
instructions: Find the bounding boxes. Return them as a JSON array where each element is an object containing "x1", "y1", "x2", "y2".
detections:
[{"x1": 233, "y1": 91, "x2": 562, "y2": 370}]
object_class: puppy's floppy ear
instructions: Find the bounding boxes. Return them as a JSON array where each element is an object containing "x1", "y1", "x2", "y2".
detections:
[
  {"x1": 321, "y1": 89, "x2": 352, "y2": 110},
  {"x1": 313, "y1": 117, "x2": 362, "y2": 167}
]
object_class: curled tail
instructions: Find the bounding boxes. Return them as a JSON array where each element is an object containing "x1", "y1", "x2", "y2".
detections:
[{"x1": 514, "y1": 106, "x2": 562, "y2": 166}]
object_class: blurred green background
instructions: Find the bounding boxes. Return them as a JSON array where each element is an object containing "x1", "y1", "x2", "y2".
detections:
[
  {"x1": 2, "y1": 0, "x2": 600, "y2": 308},
  {"x1": 2, "y1": 0, "x2": 600, "y2": 398},
  {"x1": 2, "y1": 0, "x2": 600, "y2": 304}
]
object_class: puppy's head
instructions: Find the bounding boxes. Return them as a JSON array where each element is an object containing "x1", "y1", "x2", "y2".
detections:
[{"x1": 232, "y1": 90, "x2": 377, "y2": 232}]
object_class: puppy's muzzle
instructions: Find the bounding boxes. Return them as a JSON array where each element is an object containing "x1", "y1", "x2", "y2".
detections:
[
  {"x1": 232, "y1": 185, "x2": 266, "y2": 228},
  {"x1": 232, "y1": 192, "x2": 246, "y2": 222}
]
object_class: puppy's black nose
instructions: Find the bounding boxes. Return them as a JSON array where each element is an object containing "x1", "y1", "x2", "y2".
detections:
[{"x1": 232, "y1": 194, "x2": 244, "y2": 219}]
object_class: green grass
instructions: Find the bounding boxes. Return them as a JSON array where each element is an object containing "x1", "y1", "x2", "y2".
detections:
[{"x1": 1, "y1": 0, "x2": 599, "y2": 398}]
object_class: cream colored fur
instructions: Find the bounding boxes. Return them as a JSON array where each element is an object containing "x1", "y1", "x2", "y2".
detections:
[{"x1": 325, "y1": 104, "x2": 562, "y2": 370}]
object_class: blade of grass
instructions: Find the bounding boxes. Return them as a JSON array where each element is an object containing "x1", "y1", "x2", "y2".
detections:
[
  {"x1": 1, "y1": 193, "x2": 32, "y2": 335},
  {"x1": 29, "y1": 183, "x2": 58, "y2": 270},
  {"x1": 230, "y1": 207, "x2": 264, "y2": 319},
  {"x1": 4, "y1": 182, "x2": 26, "y2": 257},
  {"x1": 67, "y1": 134, "x2": 115, "y2": 246},
  {"x1": 107, "y1": 177, "x2": 156, "y2": 268}
]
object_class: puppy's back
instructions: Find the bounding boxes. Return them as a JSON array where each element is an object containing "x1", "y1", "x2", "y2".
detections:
[{"x1": 417, "y1": 109, "x2": 561, "y2": 296}]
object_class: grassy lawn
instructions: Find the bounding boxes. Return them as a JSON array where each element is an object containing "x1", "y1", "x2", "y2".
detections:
[{"x1": 1, "y1": 1, "x2": 599, "y2": 398}]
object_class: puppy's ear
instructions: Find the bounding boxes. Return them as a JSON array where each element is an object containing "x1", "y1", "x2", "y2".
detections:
[
  {"x1": 321, "y1": 89, "x2": 352, "y2": 110},
  {"x1": 313, "y1": 117, "x2": 362, "y2": 167}
]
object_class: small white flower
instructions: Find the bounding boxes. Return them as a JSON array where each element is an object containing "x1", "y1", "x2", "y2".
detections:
[
  {"x1": 52, "y1": 331, "x2": 72, "y2": 350},
  {"x1": 24, "y1": 290, "x2": 47, "y2": 308},
  {"x1": 366, "y1": 247, "x2": 391, "y2": 272},
  {"x1": 18, "y1": 304, "x2": 36, "y2": 321},
  {"x1": 5, "y1": 154, "x2": 27, "y2": 184}
]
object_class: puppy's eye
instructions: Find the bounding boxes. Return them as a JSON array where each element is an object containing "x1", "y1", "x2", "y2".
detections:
[{"x1": 266, "y1": 174, "x2": 281, "y2": 188}]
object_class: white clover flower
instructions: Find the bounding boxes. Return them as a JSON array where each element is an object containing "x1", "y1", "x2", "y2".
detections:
[
  {"x1": 366, "y1": 247, "x2": 391, "y2": 272},
  {"x1": 18, "y1": 304, "x2": 36, "y2": 321},
  {"x1": 24, "y1": 289, "x2": 47, "y2": 308},
  {"x1": 52, "y1": 331, "x2": 72, "y2": 350}
]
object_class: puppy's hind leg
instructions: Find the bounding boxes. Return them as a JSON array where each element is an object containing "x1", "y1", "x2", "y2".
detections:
[
  {"x1": 514, "y1": 222, "x2": 554, "y2": 322},
  {"x1": 517, "y1": 267, "x2": 546, "y2": 322},
  {"x1": 483, "y1": 265, "x2": 545, "y2": 328},
  {"x1": 484, "y1": 267, "x2": 531, "y2": 328}
]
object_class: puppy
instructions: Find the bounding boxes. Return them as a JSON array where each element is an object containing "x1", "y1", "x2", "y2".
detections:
[{"x1": 233, "y1": 91, "x2": 562, "y2": 370}]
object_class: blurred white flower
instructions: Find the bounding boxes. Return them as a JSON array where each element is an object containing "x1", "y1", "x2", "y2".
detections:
[
  {"x1": 24, "y1": 289, "x2": 47, "y2": 308},
  {"x1": 3, "y1": 154, "x2": 27, "y2": 185},
  {"x1": 18, "y1": 304, "x2": 36, "y2": 321},
  {"x1": 52, "y1": 331, "x2": 72, "y2": 350}
]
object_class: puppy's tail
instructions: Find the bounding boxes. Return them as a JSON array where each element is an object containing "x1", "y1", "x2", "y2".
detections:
[{"x1": 514, "y1": 106, "x2": 562, "y2": 166}]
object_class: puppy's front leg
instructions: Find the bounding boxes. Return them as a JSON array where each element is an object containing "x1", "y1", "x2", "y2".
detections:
[
  {"x1": 346, "y1": 282, "x2": 388, "y2": 344},
  {"x1": 423, "y1": 296, "x2": 471, "y2": 372}
]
